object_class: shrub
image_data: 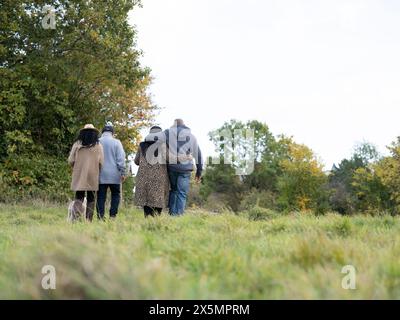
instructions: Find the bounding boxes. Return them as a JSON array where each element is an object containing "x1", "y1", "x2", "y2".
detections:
[
  {"x1": 0, "y1": 152, "x2": 136, "y2": 205},
  {"x1": 239, "y1": 189, "x2": 277, "y2": 211},
  {"x1": 187, "y1": 179, "x2": 205, "y2": 209},
  {"x1": 201, "y1": 193, "x2": 232, "y2": 213},
  {"x1": 122, "y1": 175, "x2": 135, "y2": 206},
  {"x1": 200, "y1": 163, "x2": 243, "y2": 212},
  {"x1": 247, "y1": 206, "x2": 279, "y2": 221},
  {"x1": 0, "y1": 153, "x2": 71, "y2": 203},
  {"x1": 332, "y1": 218, "x2": 352, "y2": 237}
]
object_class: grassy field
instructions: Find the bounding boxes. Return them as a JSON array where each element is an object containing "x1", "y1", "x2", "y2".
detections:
[{"x1": 0, "y1": 203, "x2": 399, "y2": 299}]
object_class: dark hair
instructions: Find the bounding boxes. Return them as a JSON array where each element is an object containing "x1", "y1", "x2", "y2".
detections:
[
  {"x1": 151, "y1": 126, "x2": 162, "y2": 131},
  {"x1": 102, "y1": 125, "x2": 114, "y2": 134},
  {"x1": 76, "y1": 129, "x2": 99, "y2": 148}
]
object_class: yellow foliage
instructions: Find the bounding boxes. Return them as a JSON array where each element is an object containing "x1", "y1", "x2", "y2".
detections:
[
  {"x1": 277, "y1": 137, "x2": 327, "y2": 212},
  {"x1": 297, "y1": 196, "x2": 311, "y2": 211}
]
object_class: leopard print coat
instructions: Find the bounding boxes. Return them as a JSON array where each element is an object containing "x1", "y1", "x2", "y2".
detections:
[{"x1": 134, "y1": 141, "x2": 169, "y2": 208}]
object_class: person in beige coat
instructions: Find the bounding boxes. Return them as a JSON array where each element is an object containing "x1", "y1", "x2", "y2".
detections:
[{"x1": 68, "y1": 124, "x2": 104, "y2": 221}]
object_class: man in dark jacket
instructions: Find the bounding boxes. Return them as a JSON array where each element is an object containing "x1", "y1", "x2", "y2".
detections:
[{"x1": 164, "y1": 119, "x2": 202, "y2": 215}]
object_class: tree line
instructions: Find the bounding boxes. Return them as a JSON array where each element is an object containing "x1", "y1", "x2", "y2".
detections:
[
  {"x1": 1, "y1": 1, "x2": 398, "y2": 215},
  {"x1": 199, "y1": 120, "x2": 400, "y2": 215}
]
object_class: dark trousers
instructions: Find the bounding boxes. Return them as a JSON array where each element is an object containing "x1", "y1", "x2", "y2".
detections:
[
  {"x1": 75, "y1": 191, "x2": 95, "y2": 202},
  {"x1": 144, "y1": 206, "x2": 162, "y2": 218},
  {"x1": 96, "y1": 184, "x2": 121, "y2": 219}
]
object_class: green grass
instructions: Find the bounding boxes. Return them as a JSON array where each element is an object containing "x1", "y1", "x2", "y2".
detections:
[{"x1": 0, "y1": 203, "x2": 399, "y2": 299}]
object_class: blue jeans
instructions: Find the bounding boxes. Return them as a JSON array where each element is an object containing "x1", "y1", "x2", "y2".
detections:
[
  {"x1": 168, "y1": 171, "x2": 191, "y2": 215},
  {"x1": 96, "y1": 184, "x2": 121, "y2": 219}
]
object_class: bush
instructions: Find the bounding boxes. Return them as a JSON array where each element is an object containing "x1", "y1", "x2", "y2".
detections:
[
  {"x1": 122, "y1": 175, "x2": 135, "y2": 206},
  {"x1": 200, "y1": 163, "x2": 243, "y2": 212},
  {"x1": 0, "y1": 153, "x2": 72, "y2": 203},
  {"x1": 201, "y1": 192, "x2": 233, "y2": 213},
  {"x1": 247, "y1": 206, "x2": 279, "y2": 221},
  {"x1": 328, "y1": 181, "x2": 356, "y2": 214},
  {"x1": 187, "y1": 179, "x2": 205, "y2": 209},
  {"x1": 239, "y1": 189, "x2": 277, "y2": 211}
]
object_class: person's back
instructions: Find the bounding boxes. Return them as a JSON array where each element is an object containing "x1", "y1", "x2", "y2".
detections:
[
  {"x1": 134, "y1": 126, "x2": 170, "y2": 217},
  {"x1": 70, "y1": 143, "x2": 104, "y2": 189},
  {"x1": 68, "y1": 124, "x2": 104, "y2": 222},
  {"x1": 97, "y1": 123, "x2": 126, "y2": 220},
  {"x1": 99, "y1": 132, "x2": 125, "y2": 185},
  {"x1": 164, "y1": 122, "x2": 202, "y2": 177},
  {"x1": 164, "y1": 119, "x2": 203, "y2": 215}
]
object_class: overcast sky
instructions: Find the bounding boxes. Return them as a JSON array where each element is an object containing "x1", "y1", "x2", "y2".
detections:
[{"x1": 129, "y1": 0, "x2": 400, "y2": 169}]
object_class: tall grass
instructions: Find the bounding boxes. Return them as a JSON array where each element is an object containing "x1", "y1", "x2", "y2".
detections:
[{"x1": 0, "y1": 204, "x2": 399, "y2": 299}]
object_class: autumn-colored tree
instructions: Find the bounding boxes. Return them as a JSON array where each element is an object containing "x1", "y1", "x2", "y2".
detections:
[
  {"x1": 276, "y1": 136, "x2": 328, "y2": 213},
  {"x1": 1, "y1": 0, "x2": 155, "y2": 157},
  {"x1": 371, "y1": 138, "x2": 400, "y2": 214},
  {"x1": 0, "y1": 0, "x2": 155, "y2": 200}
]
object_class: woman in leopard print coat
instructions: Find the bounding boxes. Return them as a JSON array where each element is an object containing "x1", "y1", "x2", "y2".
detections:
[{"x1": 134, "y1": 126, "x2": 170, "y2": 217}]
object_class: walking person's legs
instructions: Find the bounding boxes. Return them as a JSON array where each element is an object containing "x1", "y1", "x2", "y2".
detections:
[
  {"x1": 73, "y1": 191, "x2": 86, "y2": 219},
  {"x1": 174, "y1": 172, "x2": 191, "y2": 215},
  {"x1": 96, "y1": 184, "x2": 108, "y2": 220},
  {"x1": 144, "y1": 206, "x2": 163, "y2": 217},
  {"x1": 86, "y1": 191, "x2": 96, "y2": 222},
  {"x1": 169, "y1": 172, "x2": 190, "y2": 215},
  {"x1": 109, "y1": 184, "x2": 121, "y2": 218},
  {"x1": 144, "y1": 206, "x2": 154, "y2": 217},
  {"x1": 75, "y1": 191, "x2": 85, "y2": 201},
  {"x1": 168, "y1": 171, "x2": 179, "y2": 214}
]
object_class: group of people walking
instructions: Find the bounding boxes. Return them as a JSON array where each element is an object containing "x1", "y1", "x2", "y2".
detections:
[{"x1": 68, "y1": 119, "x2": 202, "y2": 221}]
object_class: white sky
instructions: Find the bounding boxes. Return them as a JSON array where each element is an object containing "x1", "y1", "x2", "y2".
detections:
[{"x1": 129, "y1": 0, "x2": 400, "y2": 169}]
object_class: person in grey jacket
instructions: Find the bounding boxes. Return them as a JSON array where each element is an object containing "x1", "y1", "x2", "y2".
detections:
[
  {"x1": 165, "y1": 119, "x2": 203, "y2": 215},
  {"x1": 96, "y1": 122, "x2": 126, "y2": 219}
]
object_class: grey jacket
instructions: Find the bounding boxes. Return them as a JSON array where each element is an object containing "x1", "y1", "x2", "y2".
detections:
[
  {"x1": 99, "y1": 132, "x2": 126, "y2": 184},
  {"x1": 164, "y1": 125, "x2": 203, "y2": 177}
]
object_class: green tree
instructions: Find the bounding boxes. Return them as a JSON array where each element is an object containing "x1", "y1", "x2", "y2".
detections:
[
  {"x1": 203, "y1": 120, "x2": 277, "y2": 211},
  {"x1": 1, "y1": 0, "x2": 155, "y2": 157},
  {"x1": 372, "y1": 137, "x2": 400, "y2": 214},
  {"x1": 208, "y1": 119, "x2": 281, "y2": 192},
  {"x1": 0, "y1": 0, "x2": 155, "y2": 200},
  {"x1": 352, "y1": 165, "x2": 391, "y2": 213},
  {"x1": 203, "y1": 120, "x2": 329, "y2": 214},
  {"x1": 329, "y1": 142, "x2": 381, "y2": 214}
]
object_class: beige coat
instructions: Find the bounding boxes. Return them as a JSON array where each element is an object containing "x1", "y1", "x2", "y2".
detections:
[{"x1": 68, "y1": 142, "x2": 104, "y2": 191}]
